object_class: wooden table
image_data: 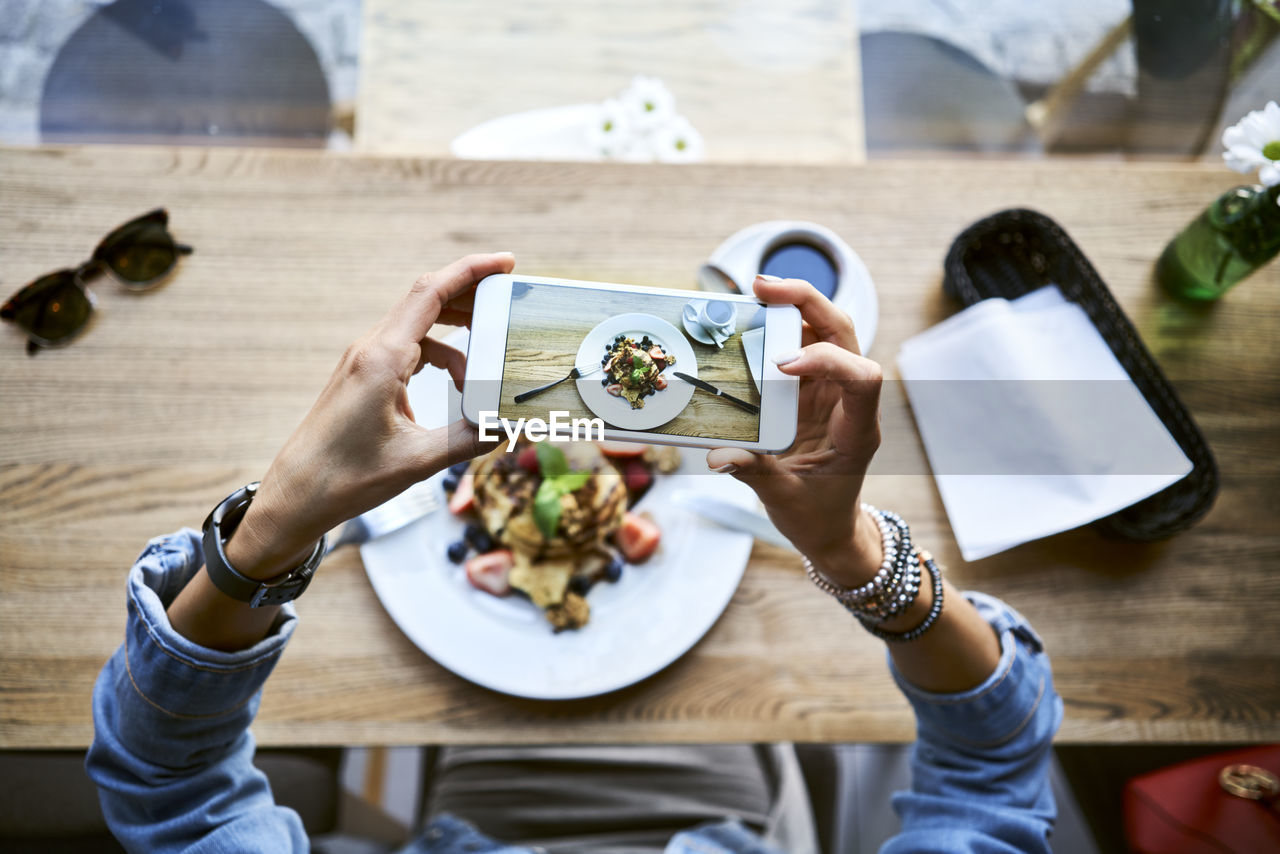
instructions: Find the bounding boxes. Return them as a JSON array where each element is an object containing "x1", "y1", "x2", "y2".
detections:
[
  {"x1": 1, "y1": 146, "x2": 1277, "y2": 749},
  {"x1": 356, "y1": 0, "x2": 864, "y2": 163}
]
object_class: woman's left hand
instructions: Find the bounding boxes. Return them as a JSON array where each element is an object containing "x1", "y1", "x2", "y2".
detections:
[{"x1": 225, "y1": 252, "x2": 514, "y2": 578}]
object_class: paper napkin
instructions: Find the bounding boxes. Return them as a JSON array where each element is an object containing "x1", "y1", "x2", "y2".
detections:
[{"x1": 897, "y1": 286, "x2": 1193, "y2": 561}]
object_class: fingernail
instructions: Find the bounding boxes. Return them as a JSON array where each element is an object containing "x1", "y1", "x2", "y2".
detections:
[
  {"x1": 756, "y1": 274, "x2": 782, "y2": 282},
  {"x1": 772, "y1": 348, "x2": 802, "y2": 365},
  {"x1": 711, "y1": 463, "x2": 738, "y2": 474},
  {"x1": 494, "y1": 251, "x2": 515, "y2": 258}
]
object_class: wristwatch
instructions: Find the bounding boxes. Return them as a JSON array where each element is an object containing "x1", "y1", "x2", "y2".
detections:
[{"x1": 202, "y1": 482, "x2": 327, "y2": 608}]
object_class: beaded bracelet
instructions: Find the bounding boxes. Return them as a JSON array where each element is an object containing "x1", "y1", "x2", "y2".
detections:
[
  {"x1": 855, "y1": 548, "x2": 922, "y2": 623},
  {"x1": 857, "y1": 551, "x2": 944, "y2": 643},
  {"x1": 802, "y1": 507, "x2": 944, "y2": 641},
  {"x1": 805, "y1": 504, "x2": 909, "y2": 610}
]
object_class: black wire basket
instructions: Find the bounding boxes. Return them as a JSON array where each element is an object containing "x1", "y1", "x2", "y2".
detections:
[{"x1": 941, "y1": 208, "x2": 1218, "y2": 540}]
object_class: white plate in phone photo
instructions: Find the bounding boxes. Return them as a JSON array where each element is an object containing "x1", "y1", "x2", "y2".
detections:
[
  {"x1": 574, "y1": 313, "x2": 697, "y2": 431},
  {"x1": 360, "y1": 331, "x2": 755, "y2": 699}
]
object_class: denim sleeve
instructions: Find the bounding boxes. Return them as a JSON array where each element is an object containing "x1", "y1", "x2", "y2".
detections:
[
  {"x1": 85, "y1": 529, "x2": 308, "y2": 853},
  {"x1": 882, "y1": 592, "x2": 1063, "y2": 854}
]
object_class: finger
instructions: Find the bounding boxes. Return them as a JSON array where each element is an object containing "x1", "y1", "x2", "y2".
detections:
[
  {"x1": 410, "y1": 418, "x2": 492, "y2": 478},
  {"x1": 436, "y1": 308, "x2": 473, "y2": 328},
  {"x1": 443, "y1": 290, "x2": 475, "y2": 315},
  {"x1": 704, "y1": 447, "x2": 786, "y2": 495},
  {"x1": 390, "y1": 252, "x2": 515, "y2": 345},
  {"x1": 416, "y1": 337, "x2": 467, "y2": 390},
  {"x1": 775, "y1": 342, "x2": 882, "y2": 441},
  {"x1": 753, "y1": 275, "x2": 860, "y2": 354}
]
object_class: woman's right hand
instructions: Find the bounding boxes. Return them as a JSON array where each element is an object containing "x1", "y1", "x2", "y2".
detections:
[{"x1": 706, "y1": 275, "x2": 885, "y2": 586}]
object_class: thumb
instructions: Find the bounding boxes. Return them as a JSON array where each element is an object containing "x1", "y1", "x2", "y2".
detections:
[
  {"x1": 411, "y1": 419, "x2": 492, "y2": 476},
  {"x1": 704, "y1": 448, "x2": 786, "y2": 495}
]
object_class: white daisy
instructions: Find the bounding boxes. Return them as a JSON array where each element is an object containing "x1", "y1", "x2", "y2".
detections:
[
  {"x1": 586, "y1": 98, "x2": 633, "y2": 158},
  {"x1": 650, "y1": 115, "x2": 705, "y2": 164},
  {"x1": 1222, "y1": 100, "x2": 1280, "y2": 187},
  {"x1": 621, "y1": 75, "x2": 676, "y2": 131}
]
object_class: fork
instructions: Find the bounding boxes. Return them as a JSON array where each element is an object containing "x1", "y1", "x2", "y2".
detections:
[
  {"x1": 513, "y1": 364, "x2": 603, "y2": 403},
  {"x1": 326, "y1": 480, "x2": 442, "y2": 553}
]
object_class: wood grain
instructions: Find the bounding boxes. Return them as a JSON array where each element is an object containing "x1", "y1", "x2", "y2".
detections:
[
  {"x1": 356, "y1": 0, "x2": 865, "y2": 164},
  {"x1": 1, "y1": 146, "x2": 1278, "y2": 749}
]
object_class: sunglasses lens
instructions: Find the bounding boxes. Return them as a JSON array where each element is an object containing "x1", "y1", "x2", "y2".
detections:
[
  {"x1": 96, "y1": 220, "x2": 177, "y2": 286},
  {"x1": 3, "y1": 272, "x2": 92, "y2": 343}
]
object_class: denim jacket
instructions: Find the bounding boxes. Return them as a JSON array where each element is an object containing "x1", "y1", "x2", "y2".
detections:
[{"x1": 87, "y1": 529, "x2": 1062, "y2": 853}]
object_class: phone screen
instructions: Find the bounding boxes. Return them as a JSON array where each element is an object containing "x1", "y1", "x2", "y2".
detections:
[{"x1": 498, "y1": 281, "x2": 767, "y2": 442}]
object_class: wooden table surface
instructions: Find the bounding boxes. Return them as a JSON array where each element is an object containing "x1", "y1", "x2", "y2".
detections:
[
  {"x1": 356, "y1": 0, "x2": 864, "y2": 163},
  {"x1": 1, "y1": 146, "x2": 1277, "y2": 749}
]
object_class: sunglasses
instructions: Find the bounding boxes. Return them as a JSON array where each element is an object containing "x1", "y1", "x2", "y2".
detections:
[{"x1": 1, "y1": 209, "x2": 193, "y2": 355}]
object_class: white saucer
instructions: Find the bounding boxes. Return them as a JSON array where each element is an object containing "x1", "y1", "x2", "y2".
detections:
[{"x1": 681, "y1": 299, "x2": 734, "y2": 347}]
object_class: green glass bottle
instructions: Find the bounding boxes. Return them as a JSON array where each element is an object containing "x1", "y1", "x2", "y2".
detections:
[{"x1": 1157, "y1": 184, "x2": 1280, "y2": 300}]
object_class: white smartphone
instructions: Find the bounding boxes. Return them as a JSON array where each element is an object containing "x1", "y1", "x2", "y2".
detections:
[{"x1": 462, "y1": 274, "x2": 801, "y2": 453}]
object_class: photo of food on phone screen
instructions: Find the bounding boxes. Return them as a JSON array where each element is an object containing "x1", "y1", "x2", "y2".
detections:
[{"x1": 500, "y1": 281, "x2": 767, "y2": 441}]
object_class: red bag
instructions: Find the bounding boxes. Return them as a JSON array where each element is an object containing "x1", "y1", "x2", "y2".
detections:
[{"x1": 1124, "y1": 745, "x2": 1280, "y2": 853}]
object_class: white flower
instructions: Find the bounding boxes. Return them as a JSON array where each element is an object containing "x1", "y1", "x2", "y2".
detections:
[
  {"x1": 650, "y1": 115, "x2": 705, "y2": 164},
  {"x1": 1222, "y1": 100, "x2": 1280, "y2": 187},
  {"x1": 621, "y1": 75, "x2": 676, "y2": 131},
  {"x1": 586, "y1": 98, "x2": 633, "y2": 158}
]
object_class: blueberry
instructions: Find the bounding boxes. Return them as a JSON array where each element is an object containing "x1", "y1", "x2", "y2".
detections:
[
  {"x1": 601, "y1": 377, "x2": 609, "y2": 386},
  {"x1": 603, "y1": 558, "x2": 623, "y2": 583},
  {"x1": 446, "y1": 540, "x2": 468, "y2": 563},
  {"x1": 448, "y1": 461, "x2": 470, "y2": 477},
  {"x1": 442, "y1": 475, "x2": 459, "y2": 493},
  {"x1": 569, "y1": 575, "x2": 592, "y2": 595},
  {"x1": 458, "y1": 523, "x2": 495, "y2": 553}
]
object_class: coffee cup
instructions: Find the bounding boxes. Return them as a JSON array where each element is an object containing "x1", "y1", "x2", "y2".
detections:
[{"x1": 699, "y1": 220, "x2": 880, "y2": 353}]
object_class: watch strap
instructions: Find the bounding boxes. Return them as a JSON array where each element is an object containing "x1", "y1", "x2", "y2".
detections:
[{"x1": 202, "y1": 482, "x2": 326, "y2": 607}]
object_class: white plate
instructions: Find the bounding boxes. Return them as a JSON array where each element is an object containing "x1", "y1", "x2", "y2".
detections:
[
  {"x1": 450, "y1": 104, "x2": 603, "y2": 161},
  {"x1": 360, "y1": 331, "x2": 756, "y2": 700},
  {"x1": 575, "y1": 313, "x2": 697, "y2": 431}
]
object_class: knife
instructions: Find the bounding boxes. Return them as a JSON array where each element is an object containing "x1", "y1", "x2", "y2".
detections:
[
  {"x1": 670, "y1": 490, "x2": 794, "y2": 550},
  {"x1": 673, "y1": 371, "x2": 760, "y2": 414}
]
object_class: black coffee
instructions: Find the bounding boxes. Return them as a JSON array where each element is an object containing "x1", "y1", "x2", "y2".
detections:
[{"x1": 760, "y1": 242, "x2": 839, "y2": 298}]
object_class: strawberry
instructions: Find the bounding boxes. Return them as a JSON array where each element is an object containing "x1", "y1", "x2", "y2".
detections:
[
  {"x1": 598, "y1": 440, "x2": 649, "y2": 458},
  {"x1": 516, "y1": 444, "x2": 540, "y2": 473},
  {"x1": 623, "y1": 459, "x2": 652, "y2": 492},
  {"x1": 465, "y1": 549, "x2": 513, "y2": 596},
  {"x1": 447, "y1": 473, "x2": 475, "y2": 515},
  {"x1": 616, "y1": 512, "x2": 660, "y2": 563}
]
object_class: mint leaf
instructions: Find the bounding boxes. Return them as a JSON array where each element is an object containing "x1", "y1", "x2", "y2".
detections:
[
  {"x1": 533, "y1": 480, "x2": 563, "y2": 539},
  {"x1": 556, "y1": 471, "x2": 591, "y2": 493},
  {"x1": 535, "y1": 442, "x2": 568, "y2": 477}
]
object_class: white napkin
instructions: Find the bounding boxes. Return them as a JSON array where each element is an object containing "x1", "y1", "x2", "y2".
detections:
[{"x1": 897, "y1": 286, "x2": 1193, "y2": 561}]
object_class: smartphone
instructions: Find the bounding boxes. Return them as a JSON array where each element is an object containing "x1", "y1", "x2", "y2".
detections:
[{"x1": 462, "y1": 274, "x2": 801, "y2": 453}]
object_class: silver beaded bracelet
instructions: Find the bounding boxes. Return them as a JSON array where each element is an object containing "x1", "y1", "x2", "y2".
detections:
[{"x1": 802, "y1": 506, "x2": 943, "y2": 642}]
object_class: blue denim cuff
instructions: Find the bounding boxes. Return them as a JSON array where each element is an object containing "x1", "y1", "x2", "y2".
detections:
[
  {"x1": 888, "y1": 591, "x2": 1053, "y2": 749},
  {"x1": 102, "y1": 527, "x2": 299, "y2": 773},
  {"x1": 123, "y1": 528, "x2": 297, "y2": 718}
]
